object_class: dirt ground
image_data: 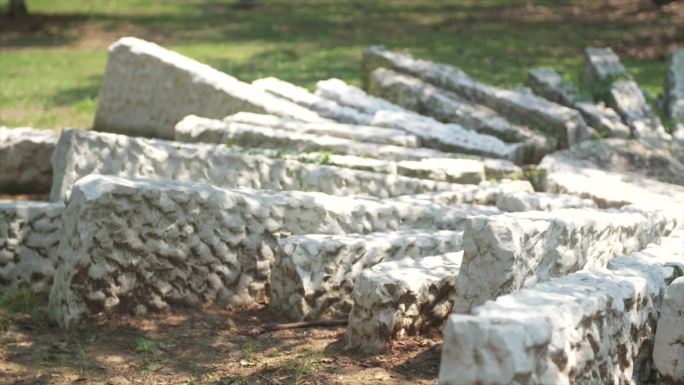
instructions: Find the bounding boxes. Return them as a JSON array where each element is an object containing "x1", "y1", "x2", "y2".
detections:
[{"x1": 1, "y1": 303, "x2": 442, "y2": 385}]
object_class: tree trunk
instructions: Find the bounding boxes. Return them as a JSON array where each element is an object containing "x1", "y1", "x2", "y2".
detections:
[{"x1": 8, "y1": 0, "x2": 28, "y2": 17}]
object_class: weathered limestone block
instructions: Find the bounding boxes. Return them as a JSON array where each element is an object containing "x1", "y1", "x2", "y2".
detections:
[
  {"x1": 362, "y1": 46, "x2": 589, "y2": 148},
  {"x1": 527, "y1": 68, "x2": 580, "y2": 106},
  {"x1": 372, "y1": 110, "x2": 524, "y2": 163},
  {"x1": 225, "y1": 112, "x2": 419, "y2": 147},
  {"x1": 48, "y1": 175, "x2": 497, "y2": 328},
  {"x1": 653, "y1": 276, "x2": 684, "y2": 384},
  {"x1": 574, "y1": 102, "x2": 631, "y2": 139},
  {"x1": 495, "y1": 191, "x2": 597, "y2": 212},
  {"x1": 294, "y1": 153, "x2": 395, "y2": 174},
  {"x1": 252, "y1": 77, "x2": 373, "y2": 125},
  {"x1": 174, "y1": 115, "x2": 449, "y2": 162},
  {"x1": 453, "y1": 206, "x2": 673, "y2": 314},
  {"x1": 346, "y1": 253, "x2": 463, "y2": 353},
  {"x1": 582, "y1": 47, "x2": 668, "y2": 139},
  {"x1": 392, "y1": 180, "x2": 534, "y2": 207},
  {"x1": 369, "y1": 68, "x2": 555, "y2": 163},
  {"x1": 50, "y1": 129, "x2": 458, "y2": 202},
  {"x1": 0, "y1": 127, "x2": 57, "y2": 194},
  {"x1": 271, "y1": 230, "x2": 463, "y2": 320},
  {"x1": 93, "y1": 37, "x2": 327, "y2": 139},
  {"x1": 396, "y1": 158, "x2": 484, "y2": 184},
  {"x1": 440, "y1": 233, "x2": 683, "y2": 385},
  {"x1": 666, "y1": 49, "x2": 684, "y2": 136},
  {"x1": 315, "y1": 78, "x2": 407, "y2": 115},
  {"x1": 539, "y1": 147, "x2": 684, "y2": 217},
  {"x1": 609, "y1": 79, "x2": 669, "y2": 139},
  {"x1": 0, "y1": 201, "x2": 64, "y2": 296}
]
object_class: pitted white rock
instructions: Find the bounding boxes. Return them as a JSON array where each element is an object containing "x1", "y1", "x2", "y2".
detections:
[{"x1": 0, "y1": 127, "x2": 57, "y2": 194}]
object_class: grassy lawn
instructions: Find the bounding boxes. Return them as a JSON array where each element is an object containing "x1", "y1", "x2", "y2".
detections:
[{"x1": 0, "y1": 0, "x2": 682, "y2": 129}]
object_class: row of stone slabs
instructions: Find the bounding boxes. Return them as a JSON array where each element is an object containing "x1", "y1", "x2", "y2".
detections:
[{"x1": 6, "y1": 174, "x2": 672, "y2": 385}]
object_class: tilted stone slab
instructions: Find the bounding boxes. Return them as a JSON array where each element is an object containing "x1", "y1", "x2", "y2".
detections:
[
  {"x1": 362, "y1": 46, "x2": 589, "y2": 148},
  {"x1": 440, "y1": 231, "x2": 684, "y2": 385},
  {"x1": 396, "y1": 158, "x2": 484, "y2": 184},
  {"x1": 653, "y1": 274, "x2": 684, "y2": 383},
  {"x1": 174, "y1": 115, "x2": 445, "y2": 162},
  {"x1": 452, "y1": 207, "x2": 674, "y2": 314},
  {"x1": 539, "y1": 148, "x2": 684, "y2": 220},
  {"x1": 666, "y1": 49, "x2": 684, "y2": 136},
  {"x1": 93, "y1": 37, "x2": 327, "y2": 139},
  {"x1": 50, "y1": 129, "x2": 457, "y2": 202},
  {"x1": 48, "y1": 175, "x2": 497, "y2": 328},
  {"x1": 225, "y1": 112, "x2": 419, "y2": 147},
  {"x1": 581, "y1": 47, "x2": 627, "y2": 85},
  {"x1": 252, "y1": 77, "x2": 373, "y2": 125},
  {"x1": 315, "y1": 78, "x2": 407, "y2": 115},
  {"x1": 391, "y1": 180, "x2": 534, "y2": 207},
  {"x1": 525, "y1": 68, "x2": 630, "y2": 139},
  {"x1": 369, "y1": 68, "x2": 555, "y2": 163},
  {"x1": 495, "y1": 191, "x2": 597, "y2": 212},
  {"x1": 609, "y1": 79, "x2": 669, "y2": 139},
  {"x1": 346, "y1": 253, "x2": 463, "y2": 353},
  {"x1": 0, "y1": 127, "x2": 57, "y2": 194},
  {"x1": 0, "y1": 201, "x2": 64, "y2": 296},
  {"x1": 372, "y1": 110, "x2": 524, "y2": 163},
  {"x1": 271, "y1": 230, "x2": 463, "y2": 320}
]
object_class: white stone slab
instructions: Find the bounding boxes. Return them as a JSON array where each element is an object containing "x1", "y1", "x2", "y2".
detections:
[
  {"x1": 653, "y1": 275, "x2": 684, "y2": 383},
  {"x1": 315, "y1": 78, "x2": 407, "y2": 115}
]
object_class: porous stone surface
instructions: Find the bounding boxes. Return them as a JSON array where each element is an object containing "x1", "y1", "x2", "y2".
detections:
[
  {"x1": 315, "y1": 78, "x2": 407, "y2": 115},
  {"x1": 440, "y1": 230, "x2": 684, "y2": 385},
  {"x1": 452, "y1": 207, "x2": 674, "y2": 314},
  {"x1": 362, "y1": 46, "x2": 589, "y2": 148},
  {"x1": 539, "y1": 146, "x2": 684, "y2": 215},
  {"x1": 48, "y1": 175, "x2": 497, "y2": 328},
  {"x1": 495, "y1": 191, "x2": 597, "y2": 212},
  {"x1": 0, "y1": 201, "x2": 64, "y2": 296},
  {"x1": 574, "y1": 102, "x2": 631, "y2": 139},
  {"x1": 271, "y1": 230, "x2": 463, "y2": 320},
  {"x1": 653, "y1": 275, "x2": 684, "y2": 383},
  {"x1": 50, "y1": 129, "x2": 458, "y2": 202},
  {"x1": 0, "y1": 127, "x2": 57, "y2": 194},
  {"x1": 372, "y1": 110, "x2": 524, "y2": 163},
  {"x1": 346, "y1": 253, "x2": 463, "y2": 353},
  {"x1": 93, "y1": 37, "x2": 327, "y2": 139},
  {"x1": 252, "y1": 77, "x2": 374, "y2": 125},
  {"x1": 392, "y1": 180, "x2": 534, "y2": 207},
  {"x1": 369, "y1": 68, "x2": 555, "y2": 163},
  {"x1": 175, "y1": 115, "x2": 450, "y2": 162},
  {"x1": 225, "y1": 112, "x2": 419, "y2": 147},
  {"x1": 396, "y1": 158, "x2": 485, "y2": 184},
  {"x1": 666, "y1": 49, "x2": 684, "y2": 135},
  {"x1": 527, "y1": 67, "x2": 580, "y2": 107}
]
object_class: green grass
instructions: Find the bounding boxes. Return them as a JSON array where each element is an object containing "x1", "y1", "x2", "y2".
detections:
[{"x1": 0, "y1": 0, "x2": 679, "y2": 129}]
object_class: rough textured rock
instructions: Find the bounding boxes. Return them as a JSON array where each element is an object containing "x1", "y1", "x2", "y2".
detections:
[
  {"x1": 50, "y1": 129, "x2": 459, "y2": 202},
  {"x1": 346, "y1": 253, "x2": 463, "y2": 353},
  {"x1": 315, "y1": 78, "x2": 407, "y2": 115},
  {"x1": 396, "y1": 158, "x2": 484, "y2": 184},
  {"x1": 362, "y1": 46, "x2": 589, "y2": 148},
  {"x1": 539, "y1": 146, "x2": 684, "y2": 216},
  {"x1": 174, "y1": 115, "x2": 451, "y2": 162},
  {"x1": 48, "y1": 175, "x2": 498, "y2": 328},
  {"x1": 653, "y1": 275, "x2": 684, "y2": 384},
  {"x1": 372, "y1": 110, "x2": 524, "y2": 163},
  {"x1": 527, "y1": 67, "x2": 580, "y2": 107},
  {"x1": 574, "y1": 102, "x2": 631, "y2": 139},
  {"x1": 452, "y1": 206, "x2": 674, "y2": 314},
  {"x1": 369, "y1": 68, "x2": 556, "y2": 163},
  {"x1": 0, "y1": 127, "x2": 57, "y2": 194},
  {"x1": 252, "y1": 77, "x2": 373, "y2": 125},
  {"x1": 666, "y1": 49, "x2": 684, "y2": 136},
  {"x1": 271, "y1": 230, "x2": 463, "y2": 320},
  {"x1": 225, "y1": 112, "x2": 419, "y2": 147},
  {"x1": 392, "y1": 180, "x2": 534, "y2": 207},
  {"x1": 0, "y1": 201, "x2": 64, "y2": 296},
  {"x1": 93, "y1": 37, "x2": 327, "y2": 139},
  {"x1": 495, "y1": 191, "x2": 597, "y2": 212},
  {"x1": 581, "y1": 47, "x2": 668, "y2": 139},
  {"x1": 440, "y1": 230, "x2": 683, "y2": 385}
]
